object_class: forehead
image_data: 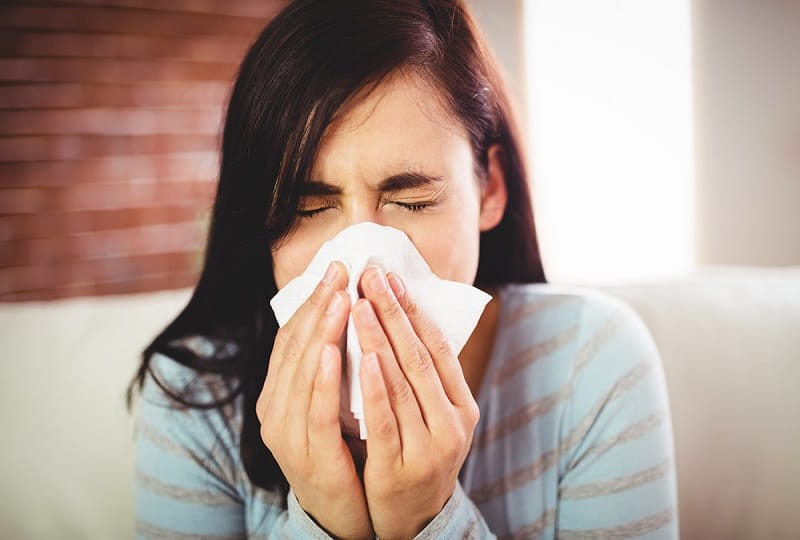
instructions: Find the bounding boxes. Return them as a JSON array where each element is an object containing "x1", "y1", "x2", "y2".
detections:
[{"x1": 310, "y1": 70, "x2": 472, "y2": 183}]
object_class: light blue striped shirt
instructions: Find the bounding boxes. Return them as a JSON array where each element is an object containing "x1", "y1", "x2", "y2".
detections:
[{"x1": 135, "y1": 283, "x2": 679, "y2": 538}]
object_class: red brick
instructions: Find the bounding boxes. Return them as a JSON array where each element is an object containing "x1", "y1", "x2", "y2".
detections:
[
  {"x1": 0, "y1": 213, "x2": 57, "y2": 239},
  {"x1": 90, "y1": 252, "x2": 195, "y2": 282},
  {"x1": 0, "y1": 134, "x2": 219, "y2": 162},
  {"x1": 0, "y1": 57, "x2": 238, "y2": 84},
  {"x1": 0, "y1": 237, "x2": 64, "y2": 267},
  {"x1": 0, "y1": 218, "x2": 12, "y2": 242},
  {"x1": 33, "y1": 0, "x2": 288, "y2": 19},
  {"x1": 0, "y1": 264, "x2": 53, "y2": 293},
  {"x1": 21, "y1": 0, "x2": 286, "y2": 19},
  {"x1": 0, "y1": 207, "x2": 206, "y2": 241},
  {"x1": 0, "y1": 188, "x2": 47, "y2": 213},
  {"x1": 136, "y1": 205, "x2": 203, "y2": 227},
  {"x1": 8, "y1": 32, "x2": 252, "y2": 63},
  {"x1": 0, "y1": 0, "x2": 284, "y2": 302},
  {"x1": 62, "y1": 222, "x2": 203, "y2": 260},
  {"x1": 3, "y1": 5, "x2": 267, "y2": 37},
  {"x1": 1, "y1": 154, "x2": 218, "y2": 190},
  {"x1": 0, "y1": 108, "x2": 224, "y2": 136},
  {"x1": 51, "y1": 180, "x2": 214, "y2": 212},
  {"x1": 0, "y1": 82, "x2": 230, "y2": 109}
]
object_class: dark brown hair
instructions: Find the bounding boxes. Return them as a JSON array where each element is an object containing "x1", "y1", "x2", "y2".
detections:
[{"x1": 128, "y1": 0, "x2": 546, "y2": 495}]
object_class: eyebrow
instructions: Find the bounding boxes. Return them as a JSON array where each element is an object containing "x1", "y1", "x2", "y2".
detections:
[{"x1": 300, "y1": 171, "x2": 444, "y2": 196}]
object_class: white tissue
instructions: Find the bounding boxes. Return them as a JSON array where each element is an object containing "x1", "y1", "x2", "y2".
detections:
[{"x1": 269, "y1": 222, "x2": 491, "y2": 439}]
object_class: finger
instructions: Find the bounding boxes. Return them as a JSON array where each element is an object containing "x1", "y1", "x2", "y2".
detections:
[
  {"x1": 360, "y1": 266, "x2": 450, "y2": 428},
  {"x1": 387, "y1": 272, "x2": 476, "y2": 409},
  {"x1": 257, "y1": 260, "x2": 347, "y2": 419},
  {"x1": 352, "y1": 298, "x2": 425, "y2": 443},
  {"x1": 307, "y1": 344, "x2": 347, "y2": 457},
  {"x1": 281, "y1": 289, "x2": 350, "y2": 448},
  {"x1": 359, "y1": 352, "x2": 402, "y2": 465}
]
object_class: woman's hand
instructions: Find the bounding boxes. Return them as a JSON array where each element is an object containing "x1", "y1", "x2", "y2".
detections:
[
  {"x1": 354, "y1": 267, "x2": 481, "y2": 540},
  {"x1": 256, "y1": 261, "x2": 373, "y2": 540}
]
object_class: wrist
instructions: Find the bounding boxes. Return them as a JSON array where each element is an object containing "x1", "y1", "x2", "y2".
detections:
[
  {"x1": 373, "y1": 506, "x2": 441, "y2": 540},
  {"x1": 292, "y1": 489, "x2": 373, "y2": 540}
]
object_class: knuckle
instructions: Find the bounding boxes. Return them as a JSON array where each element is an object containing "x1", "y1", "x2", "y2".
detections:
[
  {"x1": 255, "y1": 394, "x2": 266, "y2": 418},
  {"x1": 441, "y1": 419, "x2": 468, "y2": 450},
  {"x1": 431, "y1": 332, "x2": 452, "y2": 358},
  {"x1": 374, "y1": 416, "x2": 397, "y2": 440},
  {"x1": 382, "y1": 298, "x2": 405, "y2": 321},
  {"x1": 260, "y1": 420, "x2": 278, "y2": 450},
  {"x1": 282, "y1": 333, "x2": 303, "y2": 362},
  {"x1": 439, "y1": 438, "x2": 463, "y2": 464},
  {"x1": 272, "y1": 330, "x2": 286, "y2": 352},
  {"x1": 402, "y1": 295, "x2": 420, "y2": 317},
  {"x1": 442, "y1": 422, "x2": 464, "y2": 446},
  {"x1": 451, "y1": 428, "x2": 468, "y2": 452},
  {"x1": 292, "y1": 365, "x2": 315, "y2": 393},
  {"x1": 443, "y1": 445, "x2": 461, "y2": 464},
  {"x1": 308, "y1": 409, "x2": 334, "y2": 432},
  {"x1": 386, "y1": 376, "x2": 414, "y2": 405},
  {"x1": 405, "y1": 345, "x2": 433, "y2": 374},
  {"x1": 465, "y1": 399, "x2": 481, "y2": 426}
]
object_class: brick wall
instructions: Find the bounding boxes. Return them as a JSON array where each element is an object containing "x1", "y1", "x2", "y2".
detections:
[{"x1": 0, "y1": 0, "x2": 286, "y2": 301}]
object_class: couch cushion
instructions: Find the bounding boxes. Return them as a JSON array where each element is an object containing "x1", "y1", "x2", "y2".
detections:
[
  {"x1": 599, "y1": 265, "x2": 800, "y2": 539},
  {"x1": 1, "y1": 266, "x2": 798, "y2": 539},
  {"x1": 0, "y1": 288, "x2": 192, "y2": 540}
]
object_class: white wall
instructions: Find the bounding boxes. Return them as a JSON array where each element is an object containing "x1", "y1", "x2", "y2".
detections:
[
  {"x1": 467, "y1": 0, "x2": 528, "y2": 127},
  {"x1": 522, "y1": 0, "x2": 694, "y2": 285},
  {"x1": 693, "y1": 0, "x2": 800, "y2": 266},
  {"x1": 472, "y1": 0, "x2": 800, "y2": 275}
]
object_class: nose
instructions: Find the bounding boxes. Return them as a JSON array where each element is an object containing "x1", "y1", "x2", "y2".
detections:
[{"x1": 345, "y1": 201, "x2": 384, "y2": 228}]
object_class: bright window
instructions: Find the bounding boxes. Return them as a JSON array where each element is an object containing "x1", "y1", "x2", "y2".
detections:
[{"x1": 524, "y1": 0, "x2": 694, "y2": 284}]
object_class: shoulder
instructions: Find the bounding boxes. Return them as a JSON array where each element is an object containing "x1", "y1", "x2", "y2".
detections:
[
  {"x1": 497, "y1": 282, "x2": 658, "y2": 366},
  {"x1": 498, "y1": 281, "x2": 643, "y2": 320},
  {"x1": 491, "y1": 282, "x2": 664, "y2": 412},
  {"x1": 501, "y1": 284, "x2": 673, "y2": 464},
  {"x1": 135, "y1": 349, "x2": 274, "y2": 535},
  {"x1": 142, "y1": 347, "x2": 243, "y2": 415},
  {"x1": 137, "y1": 347, "x2": 245, "y2": 481}
]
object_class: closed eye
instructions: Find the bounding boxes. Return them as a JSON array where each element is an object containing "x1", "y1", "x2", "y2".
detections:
[
  {"x1": 394, "y1": 201, "x2": 433, "y2": 212},
  {"x1": 297, "y1": 206, "x2": 332, "y2": 218},
  {"x1": 296, "y1": 195, "x2": 338, "y2": 219}
]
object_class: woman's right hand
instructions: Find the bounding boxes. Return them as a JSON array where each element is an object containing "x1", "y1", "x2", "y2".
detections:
[{"x1": 256, "y1": 261, "x2": 373, "y2": 540}]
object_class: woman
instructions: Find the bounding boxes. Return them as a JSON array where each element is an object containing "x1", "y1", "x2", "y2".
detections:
[{"x1": 130, "y1": 0, "x2": 678, "y2": 538}]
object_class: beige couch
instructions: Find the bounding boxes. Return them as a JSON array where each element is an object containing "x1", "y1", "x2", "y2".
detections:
[{"x1": 1, "y1": 265, "x2": 798, "y2": 539}]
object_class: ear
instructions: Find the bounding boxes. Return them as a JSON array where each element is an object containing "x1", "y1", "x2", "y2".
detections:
[{"x1": 479, "y1": 144, "x2": 508, "y2": 232}]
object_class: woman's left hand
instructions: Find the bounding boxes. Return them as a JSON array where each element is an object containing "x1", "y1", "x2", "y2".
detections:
[{"x1": 353, "y1": 267, "x2": 481, "y2": 540}]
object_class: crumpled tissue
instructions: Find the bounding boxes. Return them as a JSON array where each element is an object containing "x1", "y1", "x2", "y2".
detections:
[{"x1": 269, "y1": 222, "x2": 491, "y2": 439}]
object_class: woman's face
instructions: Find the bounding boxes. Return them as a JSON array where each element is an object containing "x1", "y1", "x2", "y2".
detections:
[{"x1": 271, "y1": 70, "x2": 506, "y2": 289}]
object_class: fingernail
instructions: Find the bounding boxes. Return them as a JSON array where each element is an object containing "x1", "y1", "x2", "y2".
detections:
[
  {"x1": 323, "y1": 262, "x2": 338, "y2": 284},
  {"x1": 387, "y1": 273, "x2": 405, "y2": 298},
  {"x1": 326, "y1": 291, "x2": 342, "y2": 316},
  {"x1": 366, "y1": 266, "x2": 386, "y2": 293}
]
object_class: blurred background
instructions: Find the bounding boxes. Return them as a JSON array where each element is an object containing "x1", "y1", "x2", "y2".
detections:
[
  {"x1": 0, "y1": 1, "x2": 798, "y2": 539},
  {"x1": 0, "y1": 0, "x2": 284, "y2": 301},
  {"x1": 0, "y1": 0, "x2": 797, "y2": 301}
]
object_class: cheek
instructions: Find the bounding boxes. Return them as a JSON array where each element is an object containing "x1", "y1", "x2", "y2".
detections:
[
  {"x1": 271, "y1": 227, "x2": 326, "y2": 289},
  {"x1": 407, "y1": 214, "x2": 481, "y2": 284}
]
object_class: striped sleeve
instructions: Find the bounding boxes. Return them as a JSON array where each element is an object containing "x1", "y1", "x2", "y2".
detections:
[
  {"x1": 134, "y1": 353, "x2": 339, "y2": 539},
  {"x1": 412, "y1": 482, "x2": 495, "y2": 539},
  {"x1": 555, "y1": 293, "x2": 679, "y2": 538}
]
